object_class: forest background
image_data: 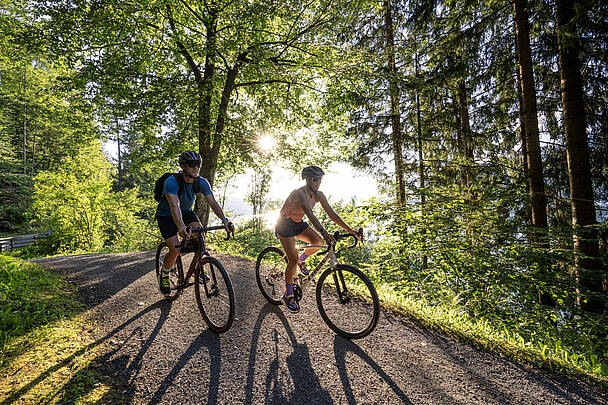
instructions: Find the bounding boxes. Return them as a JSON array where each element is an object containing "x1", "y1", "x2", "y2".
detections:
[{"x1": 1, "y1": 0, "x2": 607, "y2": 389}]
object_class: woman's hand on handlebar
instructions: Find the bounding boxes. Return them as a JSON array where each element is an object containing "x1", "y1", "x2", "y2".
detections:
[{"x1": 321, "y1": 228, "x2": 336, "y2": 245}]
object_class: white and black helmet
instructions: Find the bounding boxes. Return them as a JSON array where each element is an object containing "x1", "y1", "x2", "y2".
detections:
[
  {"x1": 301, "y1": 165, "x2": 325, "y2": 179},
  {"x1": 179, "y1": 151, "x2": 201, "y2": 166}
]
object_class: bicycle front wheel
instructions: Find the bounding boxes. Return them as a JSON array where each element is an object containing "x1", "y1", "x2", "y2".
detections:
[
  {"x1": 155, "y1": 242, "x2": 184, "y2": 301},
  {"x1": 255, "y1": 247, "x2": 287, "y2": 305},
  {"x1": 316, "y1": 264, "x2": 380, "y2": 339},
  {"x1": 195, "y1": 256, "x2": 235, "y2": 333}
]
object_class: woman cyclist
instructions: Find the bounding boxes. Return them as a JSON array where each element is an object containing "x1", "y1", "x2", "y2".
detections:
[{"x1": 274, "y1": 166, "x2": 360, "y2": 313}]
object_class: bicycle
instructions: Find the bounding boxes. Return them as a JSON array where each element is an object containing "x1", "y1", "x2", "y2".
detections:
[
  {"x1": 255, "y1": 229, "x2": 380, "y2": 339},
  {"x1": 155, "y1": 225, "x2": 235, "y2": 333}
]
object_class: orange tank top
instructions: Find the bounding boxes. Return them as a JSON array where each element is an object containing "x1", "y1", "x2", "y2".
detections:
[{"x1": 280, "y1": 188, "x2": 317, "y2": 222}]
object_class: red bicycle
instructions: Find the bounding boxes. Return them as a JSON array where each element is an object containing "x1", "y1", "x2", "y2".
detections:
[{"x1": 155, "y1": 225, "x2": 235, "y2": 333}]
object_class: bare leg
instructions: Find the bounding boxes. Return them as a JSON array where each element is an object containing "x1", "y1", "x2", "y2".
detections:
[
  {"x1": 163, "y1": 235, "x2": 181, "y2": 269},
  {"x1": 295, "y1": 226, "x2": 324, "y2": 257},
  {"x1": 278, "y1": 235, "x2": 299, "y2": 284}
]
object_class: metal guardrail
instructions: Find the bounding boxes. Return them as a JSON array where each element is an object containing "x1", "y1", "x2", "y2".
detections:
[{"x1": 0, "y1": 232, "x2": 51, "y2": 252}]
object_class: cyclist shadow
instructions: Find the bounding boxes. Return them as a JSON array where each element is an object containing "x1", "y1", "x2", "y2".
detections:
[
  {"x1": 146, "y1": 329, "x2": 220, "y2": 405},
  {"x1": 333, "y1": 336, "x2": 412, "y2": 405},
  {"x1": 245, "y1": 303, "x2": 333, "y2": 405},
  {"x1": 97, "y1": 299, "x2": 179, "y2": 403}
]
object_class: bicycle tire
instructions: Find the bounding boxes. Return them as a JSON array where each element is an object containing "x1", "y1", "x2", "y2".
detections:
[
  {"x1": 255, "y1": 246, "x2": 287, "y2": 305},
  {"x1": 155, "y1": 242, "x2": 184, "y2": 301},
  {"x1": 195, "y1": 256, "x2": 235, "y2": 333},
  {"x1": 316, "y1": 264, "x2": 379, "y2": 339}
]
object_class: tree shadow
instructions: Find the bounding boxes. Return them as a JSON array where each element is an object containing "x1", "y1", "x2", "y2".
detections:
[
  {"x1": 245, "y1": 303, "x2": 333, "y2": 404},
  {"x1": 417, "y1": 326, "x2": 608, "y2": 404},
  {"x1": 333, "y1": 335, "x2": 412, "y2": 405},
  {"x1": 34, "y1": 251, "x2": 155, "y2": 310},
  {"x1": 1, "y1": 299, "x2": 172, "y2": 405}
]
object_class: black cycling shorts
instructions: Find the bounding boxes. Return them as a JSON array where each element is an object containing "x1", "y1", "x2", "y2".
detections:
[
  {"x1": 275, "y1": 216, "x2": 309, "y2": 238},
  {"x1": 157, "y1": 211, "x2": 200, "y2": 240}
]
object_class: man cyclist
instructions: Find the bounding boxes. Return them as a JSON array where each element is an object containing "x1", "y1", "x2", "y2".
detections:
[
  {"x1": 275, "y1": 165, "x2": 360, "y2": 313},
  {"x1": 156, "y1": 151, "x2": 234, "y2": 296}
]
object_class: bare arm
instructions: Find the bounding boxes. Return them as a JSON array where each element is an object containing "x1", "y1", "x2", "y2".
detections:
[
  {"x1": 167, "y1": 193, "x2": 189, "y2": 238},
  {"x1": 205, "y1": 192, "x2": 235, "y2": 233},
  {"x1": 317, "y1": 191, "x2": 356, "y2": 235}
]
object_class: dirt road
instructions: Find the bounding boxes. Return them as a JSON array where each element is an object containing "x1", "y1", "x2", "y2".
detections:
[{"x1": 36, "y1": 251, "x2": 607, "y2": 404}]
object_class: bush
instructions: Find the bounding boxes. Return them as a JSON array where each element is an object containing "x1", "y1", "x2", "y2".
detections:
[{"x1": 29, "y1": 140, "x2": 155, "y2": 255}]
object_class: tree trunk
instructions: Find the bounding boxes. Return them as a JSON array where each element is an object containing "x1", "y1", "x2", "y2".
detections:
[
  {"x1": 385, "y1": 0, "x2": 406, "y2": 211},
  {"x1": 514, "y1": 0, "x2": 547, "y2": 230},
  {"x1": 513, "y1": 0, "x2": 553, "y2": 306},
  {"x1": 115, "y1": 115, "x2": 123, "y2": 191},
  {"x1": 556, "y1": 0, "x2": 605, "y2": 313},
  {"x1": 457, "y1": 80, "x2": 473, "y2": 189},
  {"x1": 23, "y1": 67, "x2": 27, "y2": 175},
  {"x1": 31, "y1": 118, "x2": 36, "y2": 180},
  {"x1": 415, "y1": 52, "x2": 427, "y2": 270}
]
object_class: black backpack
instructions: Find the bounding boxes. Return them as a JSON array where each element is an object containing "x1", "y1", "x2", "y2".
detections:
[{"x1": 154, "y1": 172, "x2": 201, "y2": 202}]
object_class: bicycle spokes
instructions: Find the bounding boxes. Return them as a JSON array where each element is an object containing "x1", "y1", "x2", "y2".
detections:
[
  {"x1": 195, "y1": 258, "x2": 235, "y2": 333},
  {"x1": 255, "y1": 247, "x2": 287, "y2": 305},
  {"x1": 316, "y1": 265, "x2": 380, "y2": 339}
]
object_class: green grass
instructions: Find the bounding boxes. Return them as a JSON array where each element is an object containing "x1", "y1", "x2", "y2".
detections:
[{"x1": 0, "y1": 255, "x2": 125, "y2": 404}]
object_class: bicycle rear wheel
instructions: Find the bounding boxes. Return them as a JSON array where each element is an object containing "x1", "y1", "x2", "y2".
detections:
[
  {"x1": 155, "y1": 242, "x2": 184, "y2": 301},
  {"x1": 316, "y1": 264, "x2": 379, "y2": 339},
  {"x1": 255, "y1": 246, "x2": 287, "y2": 305},
  {"x1": 195, "y1": 256, "x2": 235, "y2": 333}
]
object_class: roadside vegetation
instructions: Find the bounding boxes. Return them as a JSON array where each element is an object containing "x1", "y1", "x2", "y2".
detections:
[{"x1": 0, "y1": 255, "x2": 124, "y2": 403}]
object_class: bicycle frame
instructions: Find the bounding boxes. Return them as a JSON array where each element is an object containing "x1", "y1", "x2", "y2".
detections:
[
  {"x1": 177, "y1": 225, "x2": 225, "y2": 290},
  {"x1": 293, "y1": 244, "x2": 339, "y2": 289}
]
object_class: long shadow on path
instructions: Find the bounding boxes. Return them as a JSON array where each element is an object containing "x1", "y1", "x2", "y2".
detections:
[
  {"x1": 246, "y1": 303, "x2": 333, "y2": 405},
  {"x1": 333, "y1": 336, "x2": 412, "y2": 405},
  {"x1": 147, "y1": 330, "x2": 220, "y2": 405}
]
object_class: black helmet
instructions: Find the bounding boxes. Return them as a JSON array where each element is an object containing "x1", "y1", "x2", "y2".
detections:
[
  {"x1": 179, "y1": 151, "x2": 201, "y2": 166},
  {"x1": 301, "y1": 165, "x2": 325, "y2": 179}
]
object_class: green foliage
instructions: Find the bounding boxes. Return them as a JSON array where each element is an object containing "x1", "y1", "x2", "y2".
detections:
[
  {"x1": 211, "y1": 219, "x2": 277, "y2": 259},
  {"x1": 29, "y1": 140, "x2": 153, "y2": 254},
  {"x1": 0, "y1": 172, "x2": 32, "y2": 226},
  {"x1": 352, "y1": 188, "x2": 608, "y2": 384},
  {"x1": 30, "y1": 141, "x2": 112, "y2": 252},
  {"x1": 0, "y1": 254, "x2": 81, "y2": 357}
]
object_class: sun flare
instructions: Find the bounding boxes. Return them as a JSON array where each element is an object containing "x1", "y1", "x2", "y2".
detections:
[{"x1": 258, "y1": 135, "x2": 276, "y2": 153}]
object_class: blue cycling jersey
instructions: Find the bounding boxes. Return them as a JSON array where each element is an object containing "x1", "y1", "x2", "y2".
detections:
[{"x1": 155, "y1": 175, "x2": 212, "y2": 218}]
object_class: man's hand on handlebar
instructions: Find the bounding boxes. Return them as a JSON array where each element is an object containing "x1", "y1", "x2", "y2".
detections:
[
  {"x1": 178, "y1": 225, "x2": 191, "y2": 239},
  {"x1": 222, "y1": 217, "x2": 235, "y2": 235}
]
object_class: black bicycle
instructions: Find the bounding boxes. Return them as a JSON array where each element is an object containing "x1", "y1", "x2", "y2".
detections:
[
  {"x1": 155, "y1": 226, "x2": 235, "y2": 333},
  {"x1": 255, "y1": 229, "x2": 380, "y2": 339}
]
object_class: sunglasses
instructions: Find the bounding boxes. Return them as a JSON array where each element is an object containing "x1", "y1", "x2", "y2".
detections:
[
  {"x1": 186, "y1": 160, "x2": 201, "y2": 168},
  {"x1": 311, "y1": 177, "x2": 323, "y2": 183}
]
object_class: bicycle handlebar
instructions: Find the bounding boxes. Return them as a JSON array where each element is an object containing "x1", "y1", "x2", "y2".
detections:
[
  {"x1": 318, "y1": 227, "x2": 363, "y2": 255},
  {"x1": 176, "y1": 225, "x2": 233, "y2": 248}
]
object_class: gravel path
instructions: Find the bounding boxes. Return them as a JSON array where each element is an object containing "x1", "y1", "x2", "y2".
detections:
[{"x1": 35, "y1": 251, "x2": 607, "y2": 404}]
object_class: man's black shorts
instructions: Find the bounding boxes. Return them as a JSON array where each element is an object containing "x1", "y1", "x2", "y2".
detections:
[
  {"x1": 157, "y1": 211, "x2": 200, "y2": 240},
  {"x1": 275, "y1": 216, "x2": 309, "y2": 238}
]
